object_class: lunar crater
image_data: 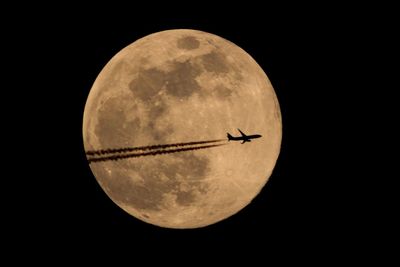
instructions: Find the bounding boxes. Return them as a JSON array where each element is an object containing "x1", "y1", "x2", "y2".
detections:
[
  {"x1": 214, "y1": 84, "x2": 234, "y2": 99},
  {"x1": 201, "y1": 51, "x2": 230, "y2": 74},
  {"x1": 177, "y1": 36, "x2": 200, "y2": 50}
]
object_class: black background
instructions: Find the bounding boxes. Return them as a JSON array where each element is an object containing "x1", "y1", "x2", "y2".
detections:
[{"x1": 6, "y1": 4, "x2": 387, "y2": 259}]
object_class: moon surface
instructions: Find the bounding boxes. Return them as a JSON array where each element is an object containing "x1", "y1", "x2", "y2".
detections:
[{"x1": 83, "y1": 29, "x2": 282, "y2": 228}]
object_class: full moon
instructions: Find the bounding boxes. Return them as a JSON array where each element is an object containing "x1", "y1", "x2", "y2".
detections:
[{"x1": 83, "y1": 29, "x2": 282, "y2": 228}]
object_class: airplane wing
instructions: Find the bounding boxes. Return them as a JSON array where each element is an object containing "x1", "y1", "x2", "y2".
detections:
[{"x1": 237, "y1": 129, "x2": 247, "y2": 137}]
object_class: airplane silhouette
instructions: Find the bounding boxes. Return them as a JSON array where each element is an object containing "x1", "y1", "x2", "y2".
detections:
[{"x1": 227, "y1": 129, "x2": 262, "y2": 144}]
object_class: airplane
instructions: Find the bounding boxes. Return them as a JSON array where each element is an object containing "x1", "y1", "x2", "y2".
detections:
[{"x1": 227, "y1": 129, "x2": 262, "y2": 144}]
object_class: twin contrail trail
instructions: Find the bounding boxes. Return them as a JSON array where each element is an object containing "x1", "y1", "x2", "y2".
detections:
[
  {"x1": 85, "y1": 139, "x2": 226, "y2": 156},
  {"x1": 86, "y1": 139, "x2": 228, "y2": 164},
  {"x1": 87, "y1": 143, "x2": 226, "y2": 163}
]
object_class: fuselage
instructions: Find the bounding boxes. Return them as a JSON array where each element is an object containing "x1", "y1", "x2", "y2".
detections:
[
  {"x1": 227, "y1": 131, "x2": 262, "y2": 143},
  {"x1": 229, "y1": 134, "x2": 261, "y2": 141}
]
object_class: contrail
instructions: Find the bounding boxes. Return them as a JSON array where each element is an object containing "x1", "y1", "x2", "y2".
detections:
[
  {"x1": 87, "y1": 143, "x2": 226, "y2": 163},
  {"x1": 85, "y1": 139, "x2": 226, "y2": 156}
]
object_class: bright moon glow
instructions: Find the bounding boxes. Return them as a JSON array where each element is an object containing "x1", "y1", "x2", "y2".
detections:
[{"x1": 83, "y1": 29, "x2": 282, "y2": 228}]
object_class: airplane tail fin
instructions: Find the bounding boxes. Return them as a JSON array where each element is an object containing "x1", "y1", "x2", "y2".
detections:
[{"x1": 227, "y1": 133, "x2": 233, "y2": 141}]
